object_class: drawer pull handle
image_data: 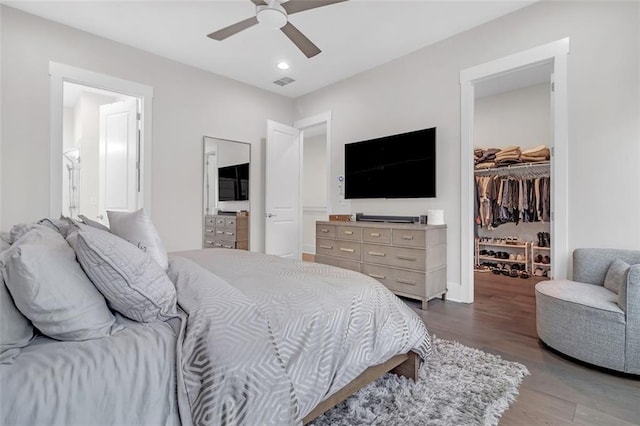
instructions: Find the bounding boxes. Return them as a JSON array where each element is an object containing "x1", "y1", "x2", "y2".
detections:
[
  {"x1": 205, "y1": 240, "x2": 214, "y2": 244},
  {"x1": 228, "y1": 221, "x2": 235, "y2": 224},
  {"x1": 397, "y1": 256, "x2": 417, "y2": 262},
  {"x1": 225, "y1": 232, "x2": 234, "y2": 235},
  {"x1": 370, "y1": 232, "x2": 381, "y2": 237},
  {"x1": 206, "y1": 229, "x2": 214, "y2": 233},
  {"x1": 217, "y1": 220, "x2": 224, "y2": 224},
  {"x1": 320, "y1": 245, "x2": 333, "y2": 250},
  {"x1": 320, "y1": 229, "x2": 330, "y2": 233},
  {"x1": 396, "y1": 279, "x2": 417, "y2": 286},
  {"x1": 344, "y1": 230, "x2": 354, "y2": 235},
  {"x1": 369, "y1": 251, "x2": 386, "y2": 257},
  {"x1": 214, "y1": 243, "x2": 222, "y2": 247},
  {"x1": 369, "y1": 273, "x2": 385, "y2": 280},
  {"x1": 216, "y1": 230, "x2": 224, "y2": 234},
  {"x1": 223, "y1": 245, "x2": 233, "y2": 249},
  {"x1": 401, "y1": 235, "x2": 414, "y2": 240},
  {"x1": 340, "y1": 248, "x2": 355, "y2": 253}
]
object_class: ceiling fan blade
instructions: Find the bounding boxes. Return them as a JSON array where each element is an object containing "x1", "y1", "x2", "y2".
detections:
[
  {"x1": 280, "y1": 22, "x2": 321, "y2": 58},
  {"x1": 282, "y1": 0, "x2": 348, "y2": 15},
  {"x1": 207, "y1": 16, "x2": 259, "y2": 40},
  {"x1": 249, "y1": 0, "x2": 267, "y2": 5}
]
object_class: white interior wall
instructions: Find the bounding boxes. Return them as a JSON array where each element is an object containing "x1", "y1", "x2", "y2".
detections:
[
  {"x1": 0, "y1": 5, "x2": 294, "y2": 251},
  {"x1": 293, "y1": 1, "x2": 640, "y2": 300},
  {"x1": 474, "y1": 82, "x2": 551, "y2": 242},
  {"x1": 302, "y1": 134, "x2": 327, "y2": 254}
]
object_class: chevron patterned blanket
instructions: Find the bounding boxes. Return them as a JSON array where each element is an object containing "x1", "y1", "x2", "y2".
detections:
[{"x1": 168, "y1": 249, "x2": 431, "y2": 426}]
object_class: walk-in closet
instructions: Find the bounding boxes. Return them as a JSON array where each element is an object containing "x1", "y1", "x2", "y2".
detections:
[{"x1": 472, "y1": 72, "x2": 554, "y2": 294}]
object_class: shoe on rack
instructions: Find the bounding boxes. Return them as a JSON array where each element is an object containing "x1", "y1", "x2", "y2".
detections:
[
  {"x1": 519, "y1": 271, "x2": 529, "y2": 279},
  {"x1": 542, "y1": 255, "x2": 550, "y2": 264},
  {"x1": 537, "y1": 232, "x2": 546, "y2": 248},
  {"x1": 535, "y1": 254, "x2": 543, "y2": 263},
  {"x1": 509, "y1": 270, "x2": 519, "y2": 278},
  {"x1": 543, "y1": 232, "x2": 551, "y2": 247},
  {"x1": 534, "y1": 268, "x2": 544, "y2": 277}
]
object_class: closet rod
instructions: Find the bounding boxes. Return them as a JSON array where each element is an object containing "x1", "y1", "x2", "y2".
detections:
[{"x1": 474, "y1": 161, "x2": 550, "y2": 175}]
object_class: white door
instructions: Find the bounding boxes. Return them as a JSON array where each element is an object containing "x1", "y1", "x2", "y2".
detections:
[
  {"x1": 98, "y1": 99, "x2": 139, "y2": 224},
  {"x1": 265, "y1": 120, "x2": 301, "y2": 258}
]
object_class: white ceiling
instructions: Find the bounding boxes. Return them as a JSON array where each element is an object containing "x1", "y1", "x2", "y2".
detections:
[{"x1": 5, "y1": 0, "x2": 536, "y2": 98}]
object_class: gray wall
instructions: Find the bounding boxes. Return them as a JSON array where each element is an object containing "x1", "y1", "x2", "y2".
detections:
[
  {"x1": 0, "y1": 5, "x2": 294, "y2": 251},
  {"x1": 293, "y1": 1, "x2": 640, "y2": 300}
]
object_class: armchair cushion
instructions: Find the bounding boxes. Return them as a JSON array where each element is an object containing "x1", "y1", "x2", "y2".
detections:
[{"x1": 604, "y1": 259, "x2": 629, "y2": 295}]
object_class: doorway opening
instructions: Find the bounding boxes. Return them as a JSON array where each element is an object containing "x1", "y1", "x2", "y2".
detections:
[
  {"x1": 459, "y1": 38, "x2": 570, "y2": 304},
  {"x1": 300, "y1": 122, "x2": 328, "y2": 261},
  {"x1": 472, "y1": 64, "x2": 554, "y2": 300},
  {"x1": 49, "y1": 62, "x2": 154, "y2": 222},
  {"x1": 61, "y1": 82, "x2": 140, "y2": 225}
]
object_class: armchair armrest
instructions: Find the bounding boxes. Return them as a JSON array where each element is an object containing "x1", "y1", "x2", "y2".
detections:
[
  {"x1": 623, "y1": 264, "x2": 640, "y2": 374},
  {"x1": 573, "y1": 248, "x2": 640, "y2": 285}
]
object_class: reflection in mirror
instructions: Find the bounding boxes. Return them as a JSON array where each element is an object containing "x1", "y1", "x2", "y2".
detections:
[{"x1": 203, "y1": 137, "x2": 250, "y2": 250}]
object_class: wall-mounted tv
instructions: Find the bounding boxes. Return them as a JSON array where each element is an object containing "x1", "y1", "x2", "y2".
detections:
[
  {"x1": 218, "y1": 162, "x2": 249, "y2": 201},
  {"x1": 345, "y1": 127, "x2": 436, "y2": 199}
]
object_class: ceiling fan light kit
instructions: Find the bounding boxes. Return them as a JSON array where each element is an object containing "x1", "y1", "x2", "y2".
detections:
[
  {"x1": 256, "y1": 3, "x2": 287, "y2": 29},
  {"x1": 207, "y1": 0, "x2": 349, "y2": 59}
]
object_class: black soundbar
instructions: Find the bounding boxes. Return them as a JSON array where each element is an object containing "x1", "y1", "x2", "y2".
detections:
[{"x1": 355, "y1": 213, "x2": 421, "y2": 224}]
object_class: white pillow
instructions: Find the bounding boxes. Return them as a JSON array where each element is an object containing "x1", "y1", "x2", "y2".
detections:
[
  {"x1": 71, "y1": 228, "x2": 177, "y2": 322},
  {"x1": 0, "y1": 261, "x2": 33, "y2": 364},
  {"x1": 1, "y1": 226, "x2": 119, "y2": 341},
  {"x1": 107, "y1": 209, "x2": 168, "y2": 270}
]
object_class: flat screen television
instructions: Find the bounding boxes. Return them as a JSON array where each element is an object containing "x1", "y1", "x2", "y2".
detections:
[
  {"x1": 344, "y1": 127, "x2": 436, "y2": 199},
  {"x1": 218, "y1": 162, "x2": 249, "y2": 201}
]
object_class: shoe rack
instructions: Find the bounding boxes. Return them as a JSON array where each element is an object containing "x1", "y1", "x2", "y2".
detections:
[
  {"x1": 475, "y1": 237, "x2": 553, "y2": 278},
  {"x1": 475, "y1": 238, "x2": 529, "y2": 271}
]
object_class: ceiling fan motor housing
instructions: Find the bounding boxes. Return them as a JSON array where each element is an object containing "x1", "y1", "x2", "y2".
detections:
[{"x1": 256, "y1": 2, "x2": 287, "y2": 29}]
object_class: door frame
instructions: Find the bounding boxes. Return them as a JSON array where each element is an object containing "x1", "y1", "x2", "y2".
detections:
[
  {"x1": 459, "y1": 38, "x2": 570, "y2": 304},
  {"x1": 49, "y1": 62, "x2": 154, "y2": 217},
  {"x1": 294, "y1": 111, "x2": 332, "y2": 256}
]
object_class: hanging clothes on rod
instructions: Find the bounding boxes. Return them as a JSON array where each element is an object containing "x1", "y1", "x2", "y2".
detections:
[{"x1": 474, "y1": 163, "x2": 550, "y2": 229}]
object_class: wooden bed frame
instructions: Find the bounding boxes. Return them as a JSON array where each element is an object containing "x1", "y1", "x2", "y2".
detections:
[{"x1": 302, "y1": 351, "x2": 420, "y2": 424}]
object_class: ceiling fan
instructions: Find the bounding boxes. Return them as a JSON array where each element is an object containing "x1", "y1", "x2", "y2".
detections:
[{"x1": 207, "y1": 0, "x2": 348, "y2": 58}]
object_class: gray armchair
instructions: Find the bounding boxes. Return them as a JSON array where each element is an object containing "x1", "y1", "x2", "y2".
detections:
[{"x1": 535, "y1": 248, "x2": 640, "y2": 374}]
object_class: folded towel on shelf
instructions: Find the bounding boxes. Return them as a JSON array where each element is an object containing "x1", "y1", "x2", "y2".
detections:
[
  {"x1": 521, "y1": 155, "x2": 549, "y2": 162},
  {"x1": 521, "y1": 145, "x2": 548, "y2": 156},
  {"x1": 495, "y1": 148, "x2": 521, "y2": 159},
  {"x1": 475, "y1": 161, "x2": 496, "y2": 169},
  {"x1": 495, "y1": 158, "x2": 522, "y2": 166}
]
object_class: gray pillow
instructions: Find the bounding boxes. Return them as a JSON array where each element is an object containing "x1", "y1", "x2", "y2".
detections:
[
  {"x1": 71, "y1": 228, "x2": 177, "y2": 322},
  {"x1": 1, "y1": 226, "x2": 119, "y2": 341},
  {"x1": 78, "y1": 214, "x2": 110, "y2": 232},
  {"x1": 0, "y1": 263, "x2": 33, "y2": 364},
  {"x1": 107, "y1": 209, "x2": 168, "y2": 270},
  {"x1": 604, "y1": 259, "x2": 630, "y2": 294}
]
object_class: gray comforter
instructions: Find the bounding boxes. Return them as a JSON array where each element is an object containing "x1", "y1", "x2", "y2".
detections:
[
  {"x1": 1, "y1": 249, "x2": 430, "y2": 426},
  {"x1": 171, "y1": 249, "x2": 430, "y2": 425}
]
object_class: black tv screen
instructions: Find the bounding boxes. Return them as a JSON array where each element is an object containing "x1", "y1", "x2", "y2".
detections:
[
  {"x1": 218, "y1": 162, "x2": 249, "y2": 201},
  {"x1": 345, "y1": 127, "x2": 436, "y2": 199}
]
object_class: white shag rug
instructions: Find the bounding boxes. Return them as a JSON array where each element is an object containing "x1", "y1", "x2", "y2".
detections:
[{"x1": 310, "y1": 338, "x2": 530, "y2": 426}]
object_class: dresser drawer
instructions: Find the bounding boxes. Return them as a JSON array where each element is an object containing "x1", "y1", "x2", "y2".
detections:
[
  {"x1": 392, "y1": 229, "x2": 426, "y2": 248},
  {"x1": 204, "y1": 239, "x2": 234, "y2": 249},
  {"x1": 362, "y1": 263, "x2": 426, "y2": 297},
  {"x1": 205, "y1": 216, "x2": 217, "y2": 226},
  {"x1": 362, "y1": 227, "x2": 392, "y2": 244},
  {"x1": 204, "y1": 226, "x2": 217, "y2": 236},
  {"x1": 316, "y1": 238, "x2": 361, "y2": 261},
  {"x1": 335, "y1": 225, "x2": 362, "y2": 241},
  {"x1": 316, "y1": 223, "x2": 336, "y2": 239},
  {"x1": 315, "y1": 255, "x2": 361, "y2": 273},
  {"x1": 362, "y1": 243, "x2": 425, "y2": 271},
  {"x1": 224, "y1": 217, "x2": 238, "y2": 228}
]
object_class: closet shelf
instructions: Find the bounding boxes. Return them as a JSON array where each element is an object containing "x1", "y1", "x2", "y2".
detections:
[
  {"x1": 477, "y1": 242, "x2": 528, "y2": 249},
  {"x1": 477, "y1": 256, "x2": 527, "y2": 264},
  {"x1": 474, "y1": 161, "x2": 550, "y2": 177},
  {"x1": 533, "y1": 262, "x2": 552, "y2": 267}
]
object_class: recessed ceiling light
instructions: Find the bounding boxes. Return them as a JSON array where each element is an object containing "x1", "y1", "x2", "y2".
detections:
[{"x1": 277, "y1": 62, "x2": 290, "y2": 70}]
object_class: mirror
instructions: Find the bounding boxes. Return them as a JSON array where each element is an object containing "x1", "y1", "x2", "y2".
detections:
[{"x1": 203, "y1": 136, "x2": 251, "y2": 249}]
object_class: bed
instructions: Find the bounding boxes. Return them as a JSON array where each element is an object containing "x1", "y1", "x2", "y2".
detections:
[{"x1": 0, "y1": 219, "x2": 430, "y2": 426}]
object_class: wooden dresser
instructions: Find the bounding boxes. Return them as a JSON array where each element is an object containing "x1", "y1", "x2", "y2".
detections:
[
  {"x1": 203, "y1": 214, "x2": 249, "y2": 250},
  {"x1": 315, "y1": 220, "x2": 447, "y2": 309}
]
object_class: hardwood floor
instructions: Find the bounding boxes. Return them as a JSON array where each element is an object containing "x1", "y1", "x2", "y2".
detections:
[{"x1": 405, "y1": 272, "x2": 640, "y2": 425}]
